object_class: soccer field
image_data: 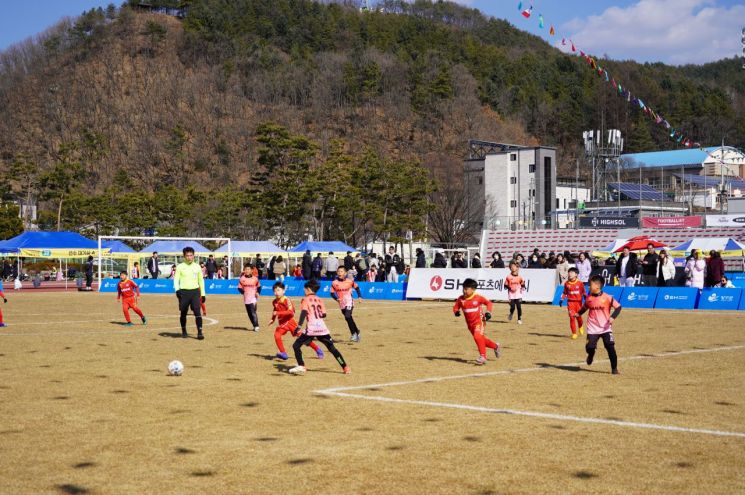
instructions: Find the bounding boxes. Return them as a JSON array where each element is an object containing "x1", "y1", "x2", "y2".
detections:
[{"x1": 1, "y1": 292, "x2": 744, "y2": 494}]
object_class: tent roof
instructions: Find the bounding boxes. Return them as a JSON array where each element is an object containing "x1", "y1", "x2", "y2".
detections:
[
  {"x1": 102, "y1": 240, "x2": 136, "y2": 253},
  {"x1": 214, "y1": 241, "x2": 284, "y2": 255},
  {"x1": 671, "y1": 238, "x2": 745, "y2": 252},
  {"x1": 0, "y1": 231, "x2": 98, "y2": 253},
  {"x1": 289, "y1": 241, "x2": 356, "y2": 254},
  {"x1": 138, "y1": 240, "x2": 211, "y2": 255}
]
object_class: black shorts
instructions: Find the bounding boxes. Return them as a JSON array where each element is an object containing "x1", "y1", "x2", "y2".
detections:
[
  {"x1": 178, "y1": 289, "x2": 202, "y2": 317},
  {"x1": 587, "y1": 332, "x2": 614, "y2": 348}
]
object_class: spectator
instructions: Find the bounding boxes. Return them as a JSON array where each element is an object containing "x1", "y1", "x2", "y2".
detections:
[
  {"x1": 273, "y1": 255, "x2": 286, "y2": 282},
  {"x1": 254, "y1": 255, "x2": 266, "y2": 278},
  {"x1": 685, "y1": 250, "x2": 706, "y2": 289},
  {"x1": 217, "y1": 267, "x2": 225, "y2": 279},
  {"x1": 367, "y1": 264, "x2": 378, "y2": 282},
  {"x1": 312, "y1": 253, "x2": 323, "y2": 280},
  {"x1": 385, "y1": 246, "x2": 402, "y2": 282},
  {"x1": 555, "y1": 253, "x2": 570, "y2": 285},
  {"x1": 301, "y1": 249, "x2": 313, "y2": 280},
  {"x1": 324, "y1": 252, "x2": 339, "y2": 280},
  {"x1": 368, "y1": 253, "x2": 379, "y2": 270},
  {"x1": 527, "y1": 254, "x2": 542, "y2": 269},
  {"x1": 131, "y1": 261, "x2": 141, "y2": 280},
  {"x1": 205, "y1": 254, "x2": 218, "y2": 279},
  {"x1": 615, "y1": 248, "x2": 638, "y2": 287},
  {"x1": 718, "y1": 275, "x2": 735, "y2": 288},
  {"x1": 169, "y1": 264, "x2": 177, "y2": 279},
  {"x1": 490, "y1": 251, "x2": 504, "y2": 268},
  {"x1": 147, "y1": 252, "x2": 160, "y2": 279},
  {"x1": 515, "y1": 253, "x2": 527, "y2": 269},
  {"x1": 292, "y1": 264, "x2": 302, "y2": 278},
  {"x1": 84, "y1": 255, "x2": 94, "y2": 290},
  {"x1": 656, "y1": 249, "x2": 675, "y2": 287},
  {"x1": 200, "y1": 262, "x2": 207, "y2": 278},
  {"x1": 563, "y1": 250, "x2": 575, "y2": 264},
  {"x1": 452, "y1": 252, "x2": 468, "y2": 269},
  {"x1": 576, "y1": 252, "x2": 592, "y2": 283},
  {"x1": 432, "y1": 251, "x2": 447, "y2": 268},
  {"x1": 222, "y1": 256, "x2": 230, "y2": 276},
  {"x1": 415, "y1": 248, "x2": 426, "y2": 268},
  {"x1": 354, "y1": 253, "x2": 368, "y2": 281},
  {"x1": 471, "y1": 253, "x2": 482, "y2": 268},
  {"x1": 344, "y1": 251, "x2": 354, "y2": 271},
  {"x1": 1, "y1": 260, "x2": 11, "y2": 281},
  {"x1": 705, "y1": 250, "x2": 724, "y2": 288},
  {"x1": 267, "y1": 256, "x2": 276, "y2": 281},
  {"x1": 642, "y1": 244, "x2": 659, "y2": 287}
]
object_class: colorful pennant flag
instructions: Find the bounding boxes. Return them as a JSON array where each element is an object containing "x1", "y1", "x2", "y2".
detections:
[
  {"x1": 518, "y1": 1, "x2": 522, "y2": 10},
  {"x1": 539, "y1": 15, "x2": 544, "y2": 29},
  {"x1": 549, "y1": 25, "x2": 555, "y2": 36},
  {"x1": 521, "y1": 7, "x2": 533, "y2": 18}
]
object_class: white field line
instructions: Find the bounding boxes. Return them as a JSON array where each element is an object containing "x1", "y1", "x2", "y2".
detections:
[
  {"x1": 316, "y1": 344, "x2": 745, "y2": 439},
  {"x1": 0, "y1": 317, "x2": 219, "y2": 337}
]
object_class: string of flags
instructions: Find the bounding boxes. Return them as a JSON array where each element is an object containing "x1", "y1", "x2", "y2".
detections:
[{"x1": 515, "y1": 2, "x2": 701, "y2": 148}]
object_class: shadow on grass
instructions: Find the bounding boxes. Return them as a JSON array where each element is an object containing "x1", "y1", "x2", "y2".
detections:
[
  {"x1": 223, "y1": 326, "x2": 250, "y2": 331},
  {"x1": 56, "y1": 485, "x2": 90, "y2": 494},
  {"x1": 534, "y1": 362, "x2": 603, "y2": 373},
  {"x1": 158, "y1": 332, "x2": 189, "y2": 339},
  {"x1": 420, "y1": 355, "x2": 472, "y2": 364},
  {"x1": 247, "y1": 353, "x2": 276, "y2": 361},
  {"x1": 527, "y1": 332, "x2": 568, "y2": 339}
]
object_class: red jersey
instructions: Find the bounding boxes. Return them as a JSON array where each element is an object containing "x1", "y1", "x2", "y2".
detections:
[
  {"x1": 331, "y1": 278, "x2": 358, "y2": 309},
  {"x1": 271, "y1": 296, "x2": 296, "y2": 326},
  {"x1": 117, "y1": 279, "x2": 140, "y2": 300},
  {"x1": 562, "y1": 279, "x2": 586, "y2": 303},
  {"x1": 453, "y1": 294, "x2": 493, "y2": 330}
]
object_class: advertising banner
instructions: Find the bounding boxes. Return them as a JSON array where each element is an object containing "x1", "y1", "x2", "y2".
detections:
[
  {"x1": 697, "y1": 289, "x2": 742, "y2": 311},
  {"x1": 406, "y1": 268, "x2": 557, "y2": 302},
  {"x1": 619, "y1": 287, "x2": 658, "y2": 308},
  {"x1": 705, "y1": 214, "x2": 745, "y2": 227},
  {"x1": 653, "y1": 288, "x2": 699, "y2": 309},
  {"x1": 579, "y1": 216, "x2": 639, "y2": 229},
  {"x1": 641, "y1": 216, "x2": 703, "y2": 228}
]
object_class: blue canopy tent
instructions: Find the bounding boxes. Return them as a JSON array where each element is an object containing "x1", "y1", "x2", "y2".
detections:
[
  {"x1": 138, "y1": 240, "x2": 212, "y2": 255},
  {"x1": 102, "y1": 240, "x2": 136, "y2": 256},
  {"x1": 214, "y1": 241, "x2": 284, "y2": 257},
  {"x1": 289, "y1": 241, "x2": 357, "y2": 256}
]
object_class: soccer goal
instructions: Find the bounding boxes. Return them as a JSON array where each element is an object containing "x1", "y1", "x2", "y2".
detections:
[{"x1": 96, "y1": 236, "x2": 232, "y2": 289}]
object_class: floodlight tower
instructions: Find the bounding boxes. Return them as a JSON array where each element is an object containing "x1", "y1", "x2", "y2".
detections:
[{"x1": 583, "y1": 128, "x2": 623, "y2": 201}]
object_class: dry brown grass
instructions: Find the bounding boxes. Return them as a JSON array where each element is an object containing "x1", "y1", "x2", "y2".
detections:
[{"x1": 0, "y1": 291, "x2": 743, "y2": 494}]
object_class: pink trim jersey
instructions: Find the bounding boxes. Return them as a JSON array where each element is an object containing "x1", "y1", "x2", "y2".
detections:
[
  {"x1": 301, "y1": 295, "x2": 330, "y2": 336},
  {"x1": 582, "y1": 292, "x2": 621, "y2": 335},
  {"x1": 505, "y1": 274, "x2": 525, "y2": 300},
  {"x1": 331, "y1": 278, "x2": 358, "y2": 309},
  {"x1": 239, "y1": 275, "x2": 260, "y2": 304}
]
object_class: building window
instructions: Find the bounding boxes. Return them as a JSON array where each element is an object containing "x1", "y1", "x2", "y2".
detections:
[
  {"x1": 544, "y1": 157, "x2": 553, "y2": 222},
  {"x1": 477, "y1": 177, "x2": 483, "y2": 185},
  {"x1": 529, "y1": 164, "x2": 536, "y2": 173},
  {"x1": 510, "y1": 200, "x2": 517, "y2": 208},
  {"x1": 510, "y1": 177, "x2": 517, "y2": 184},
  {"x1": 556, "y1": 198, "x2": 560, "y2": 208},
  {"x1": 510, "y1": 154, "x2": 517, "y2": 161}
]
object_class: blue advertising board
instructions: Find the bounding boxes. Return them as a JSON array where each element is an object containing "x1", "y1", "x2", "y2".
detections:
[
  {"x1": 601, "y1": 285, "x2": 623, "y2": 300},
  {"x1": 697, "y1": 288, "x2": 742, "y2": 311},
  {"x1": 552, "y1": 286, "x2": 564, "y2": 306},
  {"x1": 619, "y1": 287, "x2": 658, "y2": 309},
  {"x1": 654, "y1": 288, "x2": 699, "y2": 310},
  {"x1": 99, "y1": 277, "x2": 406, "y2": 301}
]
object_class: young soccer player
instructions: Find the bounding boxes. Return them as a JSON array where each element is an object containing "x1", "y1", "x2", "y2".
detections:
[
  {"x1": 289, "y1": 280, "x2": 350, "y2": 375},
  {"x1": 174, "y1": 246, "x2": 206, "y2": 339},
  {"x1": 571, "y1": 275, "x2": 622, "y2": 375},
  {"x1": 117, "y1": 271, "x2": 147, "y2": 326},
  {"x1": 0, "y1": 284, "x2": 7, "y2": 328},
  {"x1": 238, "y1": 263, "x2": 261, "y2": 332},
  {"x1": 269, "y1": 282, "x2": 324, "y2": 360},
  {"x1": 453, "y1": 278, "x2": 500, "y2": 365},
  {"x1": 330, "y1": 266, "x2": 363, "y2": 342},
  {"x1": 505, "y1": 261, "x2": 526, "y2": 324},
  {"x1": 560, "y1": 267, "x2": 586, "y2": 339}
]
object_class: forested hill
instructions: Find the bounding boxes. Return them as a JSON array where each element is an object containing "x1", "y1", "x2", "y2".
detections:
[{"x1": 0, "y1": 0, "x2": 742, "y2": 242}]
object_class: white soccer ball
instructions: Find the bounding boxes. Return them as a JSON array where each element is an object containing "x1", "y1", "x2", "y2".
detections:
[{"x1": 168, "y1": 360, "x2": 184, "y2": 376}]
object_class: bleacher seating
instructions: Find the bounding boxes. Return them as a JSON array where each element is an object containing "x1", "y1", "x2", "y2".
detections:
[{"x1": 482, "y1": 227, "x2": 745, "y2": 257}]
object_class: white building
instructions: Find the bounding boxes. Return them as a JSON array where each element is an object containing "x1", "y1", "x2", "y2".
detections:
[
  {"x1": 464, "y1": 144, "x2": 557, "y2": 231},
  {"x1": 555, "y1": 179, "x2": 591, "y2": 229}
]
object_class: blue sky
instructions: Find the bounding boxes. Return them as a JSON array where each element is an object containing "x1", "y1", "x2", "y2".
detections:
[{"x1": 1, "y1": 0, "x2": 744, "y2": 64}]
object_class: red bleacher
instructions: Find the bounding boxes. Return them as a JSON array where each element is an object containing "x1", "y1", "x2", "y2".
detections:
[{"x1": 482, "y1": 228, "x2": 745, "y2": 257}]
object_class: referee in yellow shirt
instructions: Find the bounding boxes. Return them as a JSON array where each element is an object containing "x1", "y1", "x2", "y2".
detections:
[{"x1": 174, "y1": 246, "x2": 206, "y2": 339}]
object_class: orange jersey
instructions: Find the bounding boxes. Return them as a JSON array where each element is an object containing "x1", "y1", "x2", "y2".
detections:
[
  {"x1": 562, "y1": 279, "x2": 586, "y2": 303},
  {"x1": 453, "y1": 293, "x2": 493, "y2": 329},
  {"x1": 505, "y1": 274, "x2": 525, "y2": 300},
  {"x1": 331, "y1": 278, "x2": 358, "y2": 309},
  {"x1": 117, "y1": 279, "x2": 140, "y2": 300},
  {"x1": 300, "y1": 294, "x2": 329, "y2": 336},
  {"x1": 272, "y1": 296, "x2": 296, "y2": 326},
  {"x1": 582, "y1": 292, "x2": 621, "y2": 335}
]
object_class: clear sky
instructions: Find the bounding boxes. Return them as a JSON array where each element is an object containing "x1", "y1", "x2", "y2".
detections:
[{"x1": 1, "y1": 0, "x2": 744, "y2": 65}]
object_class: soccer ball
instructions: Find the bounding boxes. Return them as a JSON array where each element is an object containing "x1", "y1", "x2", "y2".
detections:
[{"x1": 168, "y1": 360, "x2": 184, "y2": 376}]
